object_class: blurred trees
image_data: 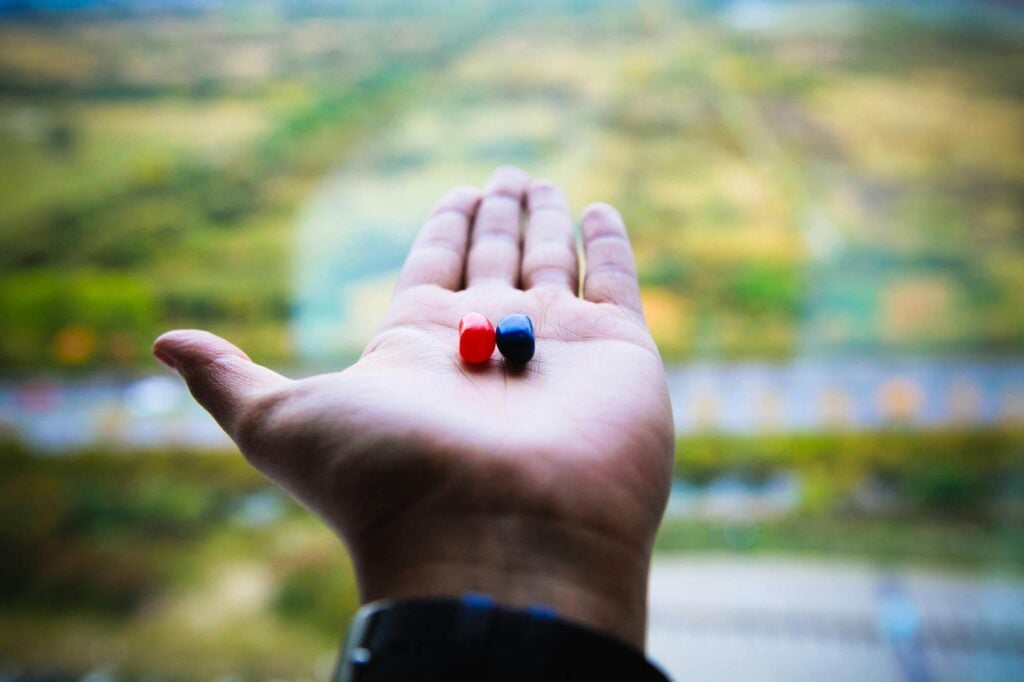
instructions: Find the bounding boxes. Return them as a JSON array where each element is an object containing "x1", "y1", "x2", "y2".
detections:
[{"x1": 0, "y1": 3, "x2": 1021, "y2": 369}]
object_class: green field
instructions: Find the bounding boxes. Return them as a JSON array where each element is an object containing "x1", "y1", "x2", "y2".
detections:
[{"x1": 1, "y1": 429, "x2": 1021, "y2": 678}]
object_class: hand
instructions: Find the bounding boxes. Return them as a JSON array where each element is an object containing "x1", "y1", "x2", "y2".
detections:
[{"x1": 153, "y1": 166, "x2": 674, "y2": 648}]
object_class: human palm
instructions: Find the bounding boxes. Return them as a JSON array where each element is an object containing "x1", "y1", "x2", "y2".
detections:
[{"x1": 154, "y1": 167, "x2": 674, "y2": 647}]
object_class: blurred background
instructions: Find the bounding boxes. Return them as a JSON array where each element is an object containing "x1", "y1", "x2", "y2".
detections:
[{"x1": 0, "y1": 0, "x2": 1022, "y2": 680}]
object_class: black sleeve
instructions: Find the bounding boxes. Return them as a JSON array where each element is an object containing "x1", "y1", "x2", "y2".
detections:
[{"x1": 334, "y1": 596, "x2": 671, "y2": 681}]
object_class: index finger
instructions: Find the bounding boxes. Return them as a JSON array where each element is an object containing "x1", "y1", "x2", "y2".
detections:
[{"x1": 394, "y1": 186, "x2": 481, "y2": 294}]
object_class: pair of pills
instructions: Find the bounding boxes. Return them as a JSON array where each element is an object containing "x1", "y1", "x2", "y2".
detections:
[{"x1": 459, "y1": 313, "x2": 535, "y2": 365}]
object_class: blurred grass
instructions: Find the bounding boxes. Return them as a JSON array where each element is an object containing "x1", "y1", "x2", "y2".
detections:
[
  {"x1": 0, "y1": 442, "x2": 357, "y2": 679},
  {"x1": 675, "y1": 429, "x2": 1024, "y2": 513},
  {"x1": 656, "y1": 518, "x2": 1024, "y2": 573}
]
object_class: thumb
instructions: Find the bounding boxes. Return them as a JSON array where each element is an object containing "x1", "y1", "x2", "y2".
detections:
[{"x1": 153, "y1": 329, "x2": 288, "y2": 436}]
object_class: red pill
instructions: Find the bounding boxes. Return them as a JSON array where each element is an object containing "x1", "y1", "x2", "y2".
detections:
[{"x1": 458, "y1": 312, "x2": 495, "y2": 363}]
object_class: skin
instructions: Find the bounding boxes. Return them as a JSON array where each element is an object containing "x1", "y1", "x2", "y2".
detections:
[{"x1": 153, "y1": 166, "x2": 675, "y2": 649}]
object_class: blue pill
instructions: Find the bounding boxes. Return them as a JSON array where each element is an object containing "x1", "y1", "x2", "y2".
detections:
[{"x1": 495, "y1": 314, "x2": 535, "y2": 364}]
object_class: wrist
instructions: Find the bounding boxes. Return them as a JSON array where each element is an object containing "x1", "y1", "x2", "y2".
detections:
[{"x1": 347, "y1": 507, "x2": 653, "y2": 649}]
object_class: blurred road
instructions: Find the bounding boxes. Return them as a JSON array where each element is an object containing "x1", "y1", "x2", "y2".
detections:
[
  {"x1": 3, "y1": 359, "x2": 1023, "y2": 450},
  {"x1": 647, "y1": 557, "x2": 1024, "y2": 682}
]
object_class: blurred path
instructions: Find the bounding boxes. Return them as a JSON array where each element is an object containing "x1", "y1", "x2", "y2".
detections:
[{"x1": 647, "y1": 557, "x2": 1024, "y2": 682}]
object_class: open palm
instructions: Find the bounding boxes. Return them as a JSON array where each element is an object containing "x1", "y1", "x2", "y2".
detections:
[{"x1": 154, "y1": 167, "x2": 674, "y2": 646}]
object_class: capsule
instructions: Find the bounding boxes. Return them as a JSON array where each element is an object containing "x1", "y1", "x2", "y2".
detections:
[
  {"x1": 495, "y1": 314, "x2": 535, "y2": 365},
  {"x1": 458, "y1": 312, "x2": 495, "y2": 363}
]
